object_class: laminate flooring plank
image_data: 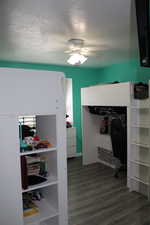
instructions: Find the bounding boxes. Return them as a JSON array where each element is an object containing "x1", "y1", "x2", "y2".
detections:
[
  {"x1": 69, "y1": 195, "x2": 144, "y2": 225},
  {"x1": 69, "y1": 186, "x2": 128, "y2": 213},
  {"x1": 68, "y1": 158, "x2": 150, "y2": 225}
]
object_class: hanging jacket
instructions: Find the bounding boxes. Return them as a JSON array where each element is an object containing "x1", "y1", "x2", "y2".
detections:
[{"x1": 110, "y1": 118, "x2": 127, "y2": 164}]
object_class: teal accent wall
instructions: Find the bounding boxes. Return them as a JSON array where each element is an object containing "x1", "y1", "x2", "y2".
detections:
[
  {"x1": 2, "y1": 58, "x2": 150, "y2": 154},
  {"x1": 0, "y1": 61, "x2": 100, "y2": 154},
  {"x1": 98, "y1": 59, "x2": 150, "y2": 83}
]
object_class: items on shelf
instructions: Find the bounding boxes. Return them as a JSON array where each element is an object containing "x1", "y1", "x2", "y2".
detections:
[
  {"x1": 21, "y1": 154, "x2": 48, "y2": 190},
  {"x1": 134, "y1": 82, "x2": 149, "y2": 99},
  {"x1": 19, "y1": 122, "x2": 53, "y2": 152},
  {"x1": 28, "y1": 175, "x2": 47, "y2": 186},
  {"x1": 34, "y1": 140, "x2": 52, "y2": 149},
  {"x1": 21, "y1": 137, "x2": 52, "y2": 152},
  {"x1": 19, "y1": 124, "x2": 35, "y2": 151},
  {"x1": 23, "y1": 190, "x2": 43, "y2": 217},
  {"x1": 21, "y1": 125, "x2": 35, "y2": 139},
  {"x1": 20, "y1": 134, "x2": 52, "y2": 153},
  {"x1": 27, "y1": 155, "x2": 41, "y2": 176}
]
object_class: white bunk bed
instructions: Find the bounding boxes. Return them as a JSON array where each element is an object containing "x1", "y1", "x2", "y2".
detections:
[
  {"x1": 81, "y1": 82, "x2": 131, "y2": 164},
  {"x1": 0, "y1": 68, "x2": 68, "y2": 225},
  {"x1": 81, "y1": 82, "x2": 150, "y2": 198}
]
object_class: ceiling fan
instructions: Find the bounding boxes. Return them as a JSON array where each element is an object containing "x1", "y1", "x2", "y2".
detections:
[
  {"x1": 65, "y1": 38, "x2": 108, "y2": 65},
  {"x1": 65, "y1": 39, "x2": 88, "y2": 65}
]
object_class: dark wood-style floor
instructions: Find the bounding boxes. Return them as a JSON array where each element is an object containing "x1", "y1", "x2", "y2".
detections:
[{"x1": 68, "y1": 157, "x2": 150, "y2": 225}]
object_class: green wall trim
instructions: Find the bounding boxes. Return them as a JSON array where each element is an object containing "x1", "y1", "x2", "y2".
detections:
[{"x1": 0, "y1": 60, "x2": 100, "y2": 154}]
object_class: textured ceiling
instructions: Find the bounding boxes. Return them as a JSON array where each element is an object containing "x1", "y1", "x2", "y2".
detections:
[{"x1": 0, "y1": 0, "x2": 138, "y2": 67}]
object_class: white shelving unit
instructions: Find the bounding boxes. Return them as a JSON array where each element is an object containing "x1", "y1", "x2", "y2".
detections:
[
  {"x1": 129, "y1": 83, "x2": 150, "y2": 198},
  {"x1": 0, "y1": 68, "x2": 68, "y2": 225},
  {"x1": 21, "y1": 114, "x2": 59, "y2": 225}
]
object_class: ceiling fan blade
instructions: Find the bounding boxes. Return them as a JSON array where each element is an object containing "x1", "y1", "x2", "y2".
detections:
[
  {"x1": 84, "y1": 43, "x2": 111, "y2": 51},
  {"x1": 64, "y1": 50, "x2": 72, "y2": 54}
]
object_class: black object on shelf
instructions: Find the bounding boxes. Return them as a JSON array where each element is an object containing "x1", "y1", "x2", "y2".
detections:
[
  {"x1": 21, "y1": 125, "x2": 35, "y2": 139},
  {"x1": 21, "y1": 156, "x2": 28, "y2": 190},
  {"x1": 28, "y1": 175, "x2": 47, "y2": 186},
  {"x1": 134, "y1": 82, "x2": 149, "y2": 99}
]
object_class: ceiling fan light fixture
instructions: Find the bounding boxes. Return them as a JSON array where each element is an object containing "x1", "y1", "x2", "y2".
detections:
[{"x1": 67, "y1": 53, "x2": 87, "y2": 65}]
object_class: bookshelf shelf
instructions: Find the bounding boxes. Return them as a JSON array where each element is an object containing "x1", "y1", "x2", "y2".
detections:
[
  {"x1": 131, "y1": 99, "x2": 149, "y2": 109},
  {"x1": 40, "y1": 217, "x2": 59, "y2": 225},
  {"x1": 131, "y1": 124, "x2": 150, "y2": 129},
  {"x1": 24, "y1": 198, "x2": 59, "y2": 225},
  {"x1": 130, "y1": 160, "x2": 150, "y2": 167},
  {"x1": 22, "y1": 176, "x2": 58, "y2": 193},
  {"x1": 131, "y1": 107, "x2": 149, "y2": 110},
  {"x1": 131, "y1": 142, "x2": 150, "y2": 148},
  {"x1": 20, "y1": 147, "x2": 57, "y2": 156},
  {"x1": 131, "y1": 177, "x2": 149, "y2": 186}
]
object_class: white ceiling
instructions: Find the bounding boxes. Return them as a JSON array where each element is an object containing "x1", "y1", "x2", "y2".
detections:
[{"x1": 0, "y1": 0, "x2": 138, "y2": 68}]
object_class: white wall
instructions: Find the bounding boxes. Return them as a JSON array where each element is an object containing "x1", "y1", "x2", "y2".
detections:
[{"x1": 65, "y1": 78, "x2": 73, "y2": 124}]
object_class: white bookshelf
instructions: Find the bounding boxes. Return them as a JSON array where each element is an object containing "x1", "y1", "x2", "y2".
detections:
[
  {"x1": 0, "y1": 69, "x2": 68, "y2": 225},
  {"x1": 21, "y1": 114, "x2": 60, "y2": 225},
  {"x1": 129, "y1": 83, "x2": 150, "y2": 198}
]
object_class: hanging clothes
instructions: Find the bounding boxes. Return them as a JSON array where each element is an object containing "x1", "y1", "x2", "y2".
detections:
[
  {"x1": 110, "y1": 117, "x2": 127, "y2": 165},
  {"x1": 100, "y1": 116, "x2": 109, "y2": 134}
]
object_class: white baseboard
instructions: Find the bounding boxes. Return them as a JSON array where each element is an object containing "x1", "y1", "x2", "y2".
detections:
[
  {"x1": 97, "y1": 158, "x2": 115, "y2": 168},
  {"x1": 76, "y1": 152, "x2": 82, "y2": 157},
  {"x1": 67, "y1": 152, "x2": 82, "y2": 158}
]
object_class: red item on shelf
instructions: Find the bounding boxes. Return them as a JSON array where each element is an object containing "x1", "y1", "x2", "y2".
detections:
[{"x1": 33, "y1": 136, "x2": 40, "y2": 141}]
